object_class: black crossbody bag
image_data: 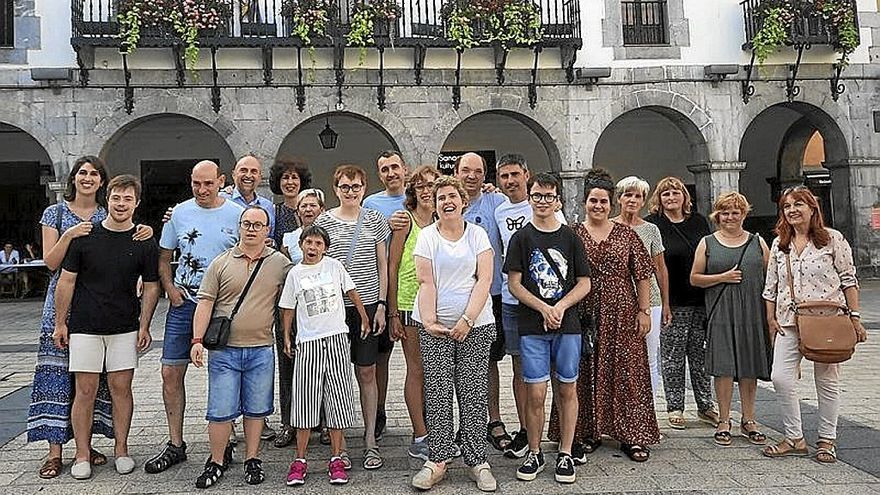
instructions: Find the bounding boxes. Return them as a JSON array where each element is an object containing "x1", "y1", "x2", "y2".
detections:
[
  {"x1": 203, "y1": 257, "x2": 265, "y2": 350},
  {"x1": 537, "y1": 246, "x2": 595, "y2": 355}
]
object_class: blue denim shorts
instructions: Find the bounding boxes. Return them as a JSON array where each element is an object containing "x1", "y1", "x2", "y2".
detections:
[
  {"x1": 501, "y1": 303, "x2": 521, "y2": 356},
  {"x1": 206, "y1": 345, "x2": 275, "y2": 423},
  {"x1": 161, "y1": 299, "x2": 197, "y2": 366},
  {"x1": 520, "y1": 333, "x2": 581, "y2": 384}
]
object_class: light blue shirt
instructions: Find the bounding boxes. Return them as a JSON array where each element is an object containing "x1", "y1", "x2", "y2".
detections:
[
  {"x1": 223, "y1": 188, "x2": 276, "y2": 237},
  {"x1": 159, "y1": 198, "x2": 244, "y2": 302},
  {"x1": 464, "y1": 192, "x2": 506, "y2": 296},
  {"x1": 363, "y1": 191, "x2": 406, "y2": 219}
]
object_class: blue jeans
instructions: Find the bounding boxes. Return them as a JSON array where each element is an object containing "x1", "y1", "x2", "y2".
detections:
[
  {"x1": 501, "y1": 303, "x2": 521, "y2": 356},
  {"x1": 161, "y1": 299, "x2": 197, "y2": 366},
  {"x1": 206, "y1": 345, "x2": 275, "y2": 423},
  {"x1": 520, "y1": 333, "x2": 581, "y2": 384}
]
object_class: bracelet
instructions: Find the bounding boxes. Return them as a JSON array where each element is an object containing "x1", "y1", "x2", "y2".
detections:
[
  {"x1": 376, "y1": 300, "x2": 387, "y2": 307},
  {"x1": 460, "y1": 314, "x2": 475, "y2": 328},
  {"x1": 849, "y1": 310, "x2": 861, "y2": 320},
  {"x1": 191, "y1": 337, "x2": 203, "y2": 345},
  {"x1": 388, "y1": 311, "x2": 401, "y2": 319}
]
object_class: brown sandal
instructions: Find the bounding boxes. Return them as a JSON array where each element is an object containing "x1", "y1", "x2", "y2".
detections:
[
  {"x1": 90, "y1": 448, "x2": 107, "y2": 466},
  {"x1": 762, "y1": 437, "x2": 808, "y2": 458},
  {"x1": 39, "y1": 457, "x2": 63, "y2": 479},
  {"x1": 816, "y1": 438, "x2": 837, "y2": 464}
]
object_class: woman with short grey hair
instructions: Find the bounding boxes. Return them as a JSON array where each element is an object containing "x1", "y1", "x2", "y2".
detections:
[{"x1": 611, "y1": 176, "x2": 670, "y2": 398}]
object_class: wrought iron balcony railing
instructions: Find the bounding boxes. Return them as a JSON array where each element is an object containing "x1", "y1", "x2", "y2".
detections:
[
  {"x1": 71, "y1": 0, "x2": 582, "y2": 49},
  {"x1": 740, "y1": 0, "x2": 859, "y2": 49},
  {"x1": 621, "y1": 0, "x2": 668, "y2": 46}
]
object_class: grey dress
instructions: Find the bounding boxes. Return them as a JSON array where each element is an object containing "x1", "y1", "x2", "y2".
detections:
[{"x1": 704, "y1": 234, "x2": 772, "y2": 381}]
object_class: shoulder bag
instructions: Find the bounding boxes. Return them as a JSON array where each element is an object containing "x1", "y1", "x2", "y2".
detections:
[
  {"x1": 344, "y1": 208, "x2": 366, "y2": 271},
  {"x1": 705, "y1": 234, "x2": 755, "y2": 324},
  {"x1": 537, "y1": 245, "x2": 594, "y2": 355},
  {"x1": 785, "y1": 253, "x2": 857, "y2": 364},
  {"x1": 203, "y1": 256, "x2": 266, "y2": 350}
]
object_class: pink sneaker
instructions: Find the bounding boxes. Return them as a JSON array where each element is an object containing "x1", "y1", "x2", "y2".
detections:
[
  {"x1": 286, "y1": 459, "x2": 307, "y2": 486},
  {"x1": 328, "y1": 457, "x2": 348, "y2": 484}
]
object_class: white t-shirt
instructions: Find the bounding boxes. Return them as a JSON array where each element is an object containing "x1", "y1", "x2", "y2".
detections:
[
  {"x1": 278, "y1": 257, "x2": 355, "y2": 344},
  {"x1": 494, "y1": 199, "x2": 566, "y2": 305},
  {"x1": 282, "y1": 227, "x2": 304, "y2": 265},
  {"x1": 412, "y1": 223, "x2": 494, "y2": 328}
]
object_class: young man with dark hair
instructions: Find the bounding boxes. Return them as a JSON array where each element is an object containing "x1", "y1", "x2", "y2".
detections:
[
  {"x1": 53, "y1": 175, "x2": 161, "y2": 480},
  {"x1": 505, "y1": 173, "x2": 591, "y2": 484}
]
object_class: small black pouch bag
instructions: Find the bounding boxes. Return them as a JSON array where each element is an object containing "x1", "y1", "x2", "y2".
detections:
[{"x1": 203, "y1": 257, "x2": 265, "y2": 350}]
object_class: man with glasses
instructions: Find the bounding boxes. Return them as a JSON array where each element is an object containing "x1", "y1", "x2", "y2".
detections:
[
  {"x1": 505, "y1": 173, "x2": 590, "y2": 484},
  {"x1": 146, "y1": 161, "x2": 243, "y2": 475},
  {"x1": 190, "y1": 206, "x2": 292, "y2": 488}
]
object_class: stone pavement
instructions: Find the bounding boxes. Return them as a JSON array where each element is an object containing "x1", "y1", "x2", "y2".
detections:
[{"x1": 0, "y1": 282, "x2": 878, "y2": 494}]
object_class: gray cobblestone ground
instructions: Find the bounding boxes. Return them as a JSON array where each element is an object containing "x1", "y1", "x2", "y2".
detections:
[{"x1": 0, "y1": 281, "x2": 878, "y2": 494}]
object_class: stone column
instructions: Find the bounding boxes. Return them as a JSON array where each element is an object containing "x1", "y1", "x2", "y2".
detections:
[
  {"x1": 560, "y1": 169, "x2": 584, "y2": 224},
  {"x1": 687, "y1": 161, "x2": 746, "y2": 217},
  {"x1": 826, "y1": 158, "x2": 880, "y2": 278}
]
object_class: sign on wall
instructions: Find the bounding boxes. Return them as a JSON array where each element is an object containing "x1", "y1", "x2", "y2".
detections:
[{"x1": 437, "y1": 150, "x2": 498, "y2": 183}]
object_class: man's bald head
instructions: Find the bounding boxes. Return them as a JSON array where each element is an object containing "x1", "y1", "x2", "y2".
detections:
[
  {"x1": 233, "y1": 155, "x2": 262, "y2": 197},
  {"x1": 191, "y1": 160, "x2": 225, "y2": 207}
]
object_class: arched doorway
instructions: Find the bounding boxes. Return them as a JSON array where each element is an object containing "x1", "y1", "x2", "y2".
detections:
[
  {"x1": 739, "y1": 102, "x2": 849, "y2": 242},
  {"x1": 593, "y1": 106, "x2": 710, "y2": 210},
  {"x1": 441, "y1": 110, "x2": 560, "y2": 183},
  {"x1": 0, "y1": 123, "x2": 54, "y2": 250},
  {"x1": 276, "y1": 112, "x2": 400, "y2": 197},
  {"x1": 101, "y1": 114, "x2": 236, "y2": 234}
]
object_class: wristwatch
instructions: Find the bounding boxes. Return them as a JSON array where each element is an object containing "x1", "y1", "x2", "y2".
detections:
[
  {"x1": 376, "y1": 300, "x2": 387, "y2": 307},
  {"x1": 460, "y1": 314, "x2": 475, "y2": 328},
  {"x1": 849, "y1": 310, "x2": 861, "y2": 320},
  {"x1": 639, "y1": 308, "x2": 650, "y2": 315}
]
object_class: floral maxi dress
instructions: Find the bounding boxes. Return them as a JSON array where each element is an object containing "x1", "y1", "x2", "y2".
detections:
[
  {"x1": 549, "y1": 222, "x2": 660, "y2": 446},
  {"x1": 27, "y1": 202, "x2": 114, "y2": 444}
]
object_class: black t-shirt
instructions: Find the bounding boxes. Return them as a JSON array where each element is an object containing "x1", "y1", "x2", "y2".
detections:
[
  {"x1": 503, "y1": 223, "x2": 591, "y2": 336},
  {"x1": 644, "y1": 212, "x2": 711, "y2": 307},
  {"x1": 62, "y1": 223, "x2": 160, "y2": 335}
]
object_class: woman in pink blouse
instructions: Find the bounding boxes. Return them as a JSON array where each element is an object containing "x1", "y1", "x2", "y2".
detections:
[{"x1": 762, "y1": 187, "x2": 867, "y2": 463}]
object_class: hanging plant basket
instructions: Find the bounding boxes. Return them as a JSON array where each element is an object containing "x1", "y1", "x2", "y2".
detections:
[
  {"x1": 441, "y1": 0, "x2": 542, "y2": 50},
  {"x1": 346, "y1": 0, "x2": 402, "y2": 63}
]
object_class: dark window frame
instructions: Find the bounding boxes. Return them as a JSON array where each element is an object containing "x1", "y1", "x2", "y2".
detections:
[
  {"x1": 0, "y1": 0, "x2": 13, "y2": 48},
  {"x1": 621, "y1": 0, "x2": 669, "y2": 46}
]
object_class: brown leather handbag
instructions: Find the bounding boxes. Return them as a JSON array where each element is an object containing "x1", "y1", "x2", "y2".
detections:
[{"x1": 785, "y1": 254, "x2": 857, "y2": 364}]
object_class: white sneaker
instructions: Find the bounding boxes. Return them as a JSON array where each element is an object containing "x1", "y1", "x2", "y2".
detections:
[
  {"x1": 468, "y1": 462, "x2": 497, "y2": 492},
  {"x1": 412, "y1": 460, "x2": 446, "y2": 490},
  {"x1": 115, "y1": 456, "x2": 135, "y2": 475}
]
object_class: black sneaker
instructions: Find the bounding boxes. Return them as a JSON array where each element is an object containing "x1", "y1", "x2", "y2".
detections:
[
  {"x1": 244, "y1": 458, "x2": 265, "y2": 485},
  {"x1": 260, "y1": 419, "x2": 276, "y2": 442},
  {"x1": 555, "y1": 453, "x2": 576, "y2": 484},
  {"x1": 516, "y1": 450, "x2": 545, "y2": 481},
  {"x1": 195, "y1": 461, "x2": 225, "y2": 489},
  {"x1": 375, "y1": 409, "x2": 387, "y2": 441},
  {"x1": 504, "y1": 429, "x2": 529, "y2": 459},
  {"x1": 570, "y1": 443, "x2": 588, "y2": 466},
  {"x1": 144, "y1": 441, "x2": 187, "y2": 474}
]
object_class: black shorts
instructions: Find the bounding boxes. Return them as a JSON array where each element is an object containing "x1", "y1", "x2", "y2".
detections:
[
  {"x1": 345, "y1": 303, "x2": 381, "y2": 367},
  {"x1": 378, "y1": 308, "x2": 395, "y2": 355},
  {"x1": 489, "y1": 294, "x2": 505, "y2": 362}
]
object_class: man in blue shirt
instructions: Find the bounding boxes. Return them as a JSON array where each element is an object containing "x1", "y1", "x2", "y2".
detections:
[
  {"x1": 146, "y1": 160, "x2": 243, "y2": 475},
  {"x1": 223, "y1": 155, "x2": 276, "y2": 238}
]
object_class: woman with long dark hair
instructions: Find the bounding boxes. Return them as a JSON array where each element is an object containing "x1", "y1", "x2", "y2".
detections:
[{"x1": 27, "y1": 156, "x2": 152, "y2": 478}]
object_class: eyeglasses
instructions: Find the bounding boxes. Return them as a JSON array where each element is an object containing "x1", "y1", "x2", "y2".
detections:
[
  {"x1": 240, "y1": 221, "x2": 267, "y2": 231},
  {"x1": 529, "y1": 193, "x2": 559, "y2": 204},
  {"x1": 337, "y1": 184, "x2": 363, "y2": 193},
  {"x1": 414, "y1": 182, "x2": 435, "y2": 192}
]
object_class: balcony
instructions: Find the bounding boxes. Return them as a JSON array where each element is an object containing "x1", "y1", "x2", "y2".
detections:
[
  {"x1": 71, "y1": 0, "x2": 582, "y2": 51},
  {"x1": 740, "y1": 0, "x2": 859, "y2": 50}
]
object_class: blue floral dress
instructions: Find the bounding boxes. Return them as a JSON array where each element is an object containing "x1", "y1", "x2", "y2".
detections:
[{"x1": 27, "y1": 202, "x2": 114, "y2": 444}]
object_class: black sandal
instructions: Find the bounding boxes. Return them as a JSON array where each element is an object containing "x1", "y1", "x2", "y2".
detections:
[
  {"x1": 144, "y1": 441, "x2": 188, "y2": 474},
  {"x1": 89, "y1": 448, "x2": 107, "y2": 466},
  {"x1": 714, "y1": 421, "x2": 733, "y2": 447},
  {"x1": 621, "y1": 443, "x2": 650, "y2": 462},
  {"x1": 583, "y1": 437, "x2": 603, "y2": 454},
  {"x1": 244, "y1": 458, "x2": 265, "y2": 485},
  {"x1": 486, "y1": 421, "x2": 513, "y2": 451},
  {"x1": 274, "y1": 426, "x2": 295, "y2": 448},
  {"x1": 740, "y1": 420, "x2": 766, "y2": 445},
  {"x1": 195, "y1": 461, "x2": 225, "y2": 489}
]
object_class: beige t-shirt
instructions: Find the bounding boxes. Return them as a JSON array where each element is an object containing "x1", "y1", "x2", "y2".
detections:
[{"x1": 198, "y1": 245, "x2": 292, "y2": 347}]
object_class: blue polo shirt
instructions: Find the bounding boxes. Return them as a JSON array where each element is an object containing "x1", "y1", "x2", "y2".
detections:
[
  {"x1": 222, "y1": 188, "x2": 276, "y2": 237},
  {"x1": 464, "y1": 192, "x2": 506, "y2": 296}
]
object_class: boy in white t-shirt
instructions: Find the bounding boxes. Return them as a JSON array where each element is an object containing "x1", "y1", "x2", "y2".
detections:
[{"x1": 278, "y1": 225, "x2": 369, "y2": 486}]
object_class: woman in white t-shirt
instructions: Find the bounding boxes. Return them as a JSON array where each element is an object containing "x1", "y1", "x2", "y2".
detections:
[
  {"x1": 410, "y1": 176, "x2": 497, "y2": 492},
  {"x1": 281, "y1": 189, "x2": 325, "y2": 265}
]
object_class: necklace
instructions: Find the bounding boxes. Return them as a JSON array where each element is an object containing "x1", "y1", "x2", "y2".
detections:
[{"x1": 718, "y1": 229, "x2": 745, "y2": 240}]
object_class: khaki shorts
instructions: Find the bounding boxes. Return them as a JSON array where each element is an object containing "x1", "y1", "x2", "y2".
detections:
[{"x1": 69, "y1": 331, "x2": 138, "y2": 373}]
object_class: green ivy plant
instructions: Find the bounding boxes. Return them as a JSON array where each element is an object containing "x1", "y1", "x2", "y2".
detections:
[
  {"x1": 441, "y1": 0, "x2": 542, "y2": 51},
  {"x1": 346, "y1": 0, "x2": 402, "y2": 65},
  {"x1": 118, "y1": 0, "x2": 232, "y2": 73},
  {"x1": 751, "y1": 0, "x2": 859, "y2": 65},
  {"x1": 281, "y1": 0, "x2": 333, "y2": 75}
]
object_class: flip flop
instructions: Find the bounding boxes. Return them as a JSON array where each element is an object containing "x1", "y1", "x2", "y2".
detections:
[{"x1": 363, "y1": 447, "x2": 383, "y2": 470}]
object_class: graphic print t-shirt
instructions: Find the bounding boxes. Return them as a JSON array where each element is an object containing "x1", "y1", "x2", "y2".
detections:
[
  {"x1": 159, "y1": 198, "x2": 243, "y2": 301},
  {"x1": 503, "y1": 223, "x2": 590, "y2": 336},
  {"x1": 278, "y1": 256, "x2": 355, "y2": 343}
]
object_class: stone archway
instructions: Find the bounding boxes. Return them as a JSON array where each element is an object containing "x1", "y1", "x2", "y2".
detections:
[
  {"x1": 0, "y1": 122, "x2": 55, "y2": 246},
  {"x1": 101, "y1": 113, "x2": 236, "y2": 233},
  {"x1": 738, "y1": 101, "x2": 850, "y2": 242},
  {"x1": 276, "y1": 111, "x2": 400, "y2": 196}
]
